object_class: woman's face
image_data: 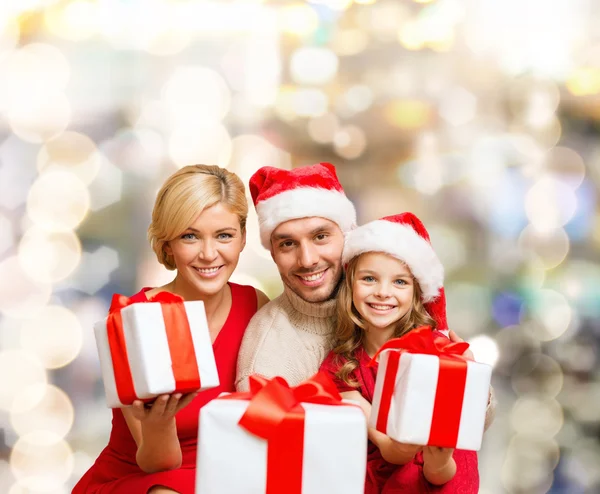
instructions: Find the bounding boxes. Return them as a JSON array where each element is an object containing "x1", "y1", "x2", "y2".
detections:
[{"x1": 165, "y1": 202, "x2": 246, "y2": 297}]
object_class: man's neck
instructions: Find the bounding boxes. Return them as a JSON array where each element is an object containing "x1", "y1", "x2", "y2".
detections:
[{"x1": 283, "y1": 284, "x2": 337, "y2": 319}]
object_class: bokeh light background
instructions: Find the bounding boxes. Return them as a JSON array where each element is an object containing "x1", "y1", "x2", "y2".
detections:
[{"x1": 0, "y1": 0, "x2": 599, "y2": 492}]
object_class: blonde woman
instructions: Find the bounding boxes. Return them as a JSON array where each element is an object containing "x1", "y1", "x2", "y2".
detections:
[{"x1": 74, "y1": 165, "x2": 269, "y2": 494}]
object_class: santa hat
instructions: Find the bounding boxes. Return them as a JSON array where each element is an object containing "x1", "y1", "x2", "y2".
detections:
[
  {"x1": 249, "y1": 163, "x2": 357, "y2": 249},
  {"x1": 342, "y1": 212, "x2": 448, "y2": 330}
]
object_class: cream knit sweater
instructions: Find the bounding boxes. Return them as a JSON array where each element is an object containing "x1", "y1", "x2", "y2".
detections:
[{"x1": 236, "y1": 285, "x2": 336, "y2": 392}]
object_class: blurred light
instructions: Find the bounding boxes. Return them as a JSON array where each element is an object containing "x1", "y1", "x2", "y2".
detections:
[
  {"x1": 290, "y1": 47, "x2": 339, "y2": 85},
  {"x1": 69, "y1": 246, "x2": 119, "y2": 295},
  {"x1": 525, "y1": 176, "x2": 577, "y2": 233},
  {"x1": 336, "y1": 85, "x2": 374, "y2": 118},
  {"x1": 501, "y1": 435, "x2": 559, "y2": 493},
  {"x1": 45, "y1": 0, "x2": 98, "y2": 41},
  {"x1": 307, "y1": 113, "x2": 340, "y2": 144},
  {"x1": 439, "y1": 86, "x2": 477, "y2": 126},
  {"x1": 398, "y1": 20, "x2": 425, "y2": 50},
  {"x1": 18, "y1": 227, "x2": 82, "y2": 284},
  {"x1": 511, "y1": 353, "x2": 564, "y2": 398},
  {"x1": 26, "y1": 171, "x2": 90, "y2": 232},
  {"x1": 0, "y1": 212, "x2": 13, "y2": 256},
  {"x1": 467, "y1": 335, "x2": 499, "y2": 368},
  {"x1": 562, "y1": 383, "x2": 600, "y2": 424},
  {"x1": 491, "y1": 292, "x2": 523, "y2": 327},
  {"x1": 20, "y1": 305, "x2": 83, "y2": 369},
  {"x1": 518, "y1": 225, "x2": 569, "y2": 270},
  {"x1": 331, "y1": 28, "x2": 369, "y2": 56},
  {"x1": 309, "y1": 0, "x2": 352, "y2": 10},
  {"x1": 494, "y1": 325, "x2": 541, "y2": 375},
  {"x1": 510, "y1": 396, "x2": 563, "y2": 438},
  {"x1": 511, "y1": 115, "x2": 562, "y2": 150},
  {"x1": 566, "y1": 67, "x2": 600, "y2": 96},
  {"x1": 279, "y1": 4, "x2": 319, "y2": 36},
  {"x1": 10, "y1": 431, "x2": 73, "y2": 492},
  {"x1": 428, "y1": 225, "x2": 466, "y2": 274},
  {"x1": 162, "y1": 66, "x2": 231, "y2": 126},
  {"x1": 509, "y1": 78, "x2": 560, "y2": 126},
  {"x1": 9, "y1": 91, "x2": 71, "y2": 143},
  {"x1": 168, "y1": 123, "x2": 232, "y2": 168},
  {"x1": 11, "y1": 384, "x2": 74, "y2": 439},
  {"x1": 355, "y1": 0, "x2": 377, "y2": 4},
  {"x1": 524, "y1": 289, "x2": 572, "y2": 342},
  {"x1": 564, "y1": 438, "x2": 600, "y2": 488},
  {"x1": 228, "y1": 134, "x2": 291, "y2": 190},
  {"x1": 333, "y1": 125, "x2": 367, "y2": 160},
  {"x1": 291, "y1": 88, "x2": 328, "y2": 117},
  {"x1": 0, "y1": 350, "x2": 47, "y2": 411},
  {"x1": 87, "y1": 157, "x2": 123, "y2": 211},
  {"x1": 544, "y1": 146, "x2": 586, "y2": 189},
  {"x1": 100, "y1": 128, "x2": 165, "y2": 178},
  {"x1": 238, "y1": 32, "x2": 281, "y2": 108},
  {"x1": 0, "y1": 16, "x2": 19, "y2": 57},
  {"x1": 245, "y1": 206, "x2": 274, "y2": 260},
  {"x1": 445, "y1": 283, "x2": 492, "y2": 338},
  {"x1": 0, "y1": 257, "x2": 51, "y2": 318},
  {"x1": 385, "y1": 100, "x2": 432, "y2": 130},
  {"x1": 37, "y1": 131, "x2": 101, "y2": 186}
]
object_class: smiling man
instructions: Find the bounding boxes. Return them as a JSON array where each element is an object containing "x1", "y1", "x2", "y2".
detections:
[{"x1": 235, "y1": 163, "x2": 357, "y2": 390}]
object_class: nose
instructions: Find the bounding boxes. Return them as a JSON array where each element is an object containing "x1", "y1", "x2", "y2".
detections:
[
  {"x1": 198, "y1": 239, "x2": 218, "y2": 261},
  {"x1": 374, "y1": 282, "x2": 392, "y2": 299},
  {"x1": 298, "y1": 241, "x2": 319, "y2": 269}
]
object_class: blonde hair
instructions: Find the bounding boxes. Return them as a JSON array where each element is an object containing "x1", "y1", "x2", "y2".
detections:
[
  {"x1": 333, "y1": 254, "x2": 437, "y2": 387},
  {"x1": 148, "y1": 164, "x2": 248, "y2": 270}
]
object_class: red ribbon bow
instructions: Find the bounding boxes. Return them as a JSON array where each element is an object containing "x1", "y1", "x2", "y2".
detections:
[
  {"x1": 106, "y1": 291, "x2": 201, "y2": 405},
  {"x1": 222, "y1": 372, "x2": 346, "y2": 494},
  {"x1": 370, "y1": 327, "x2": 471, "y2": 448}
]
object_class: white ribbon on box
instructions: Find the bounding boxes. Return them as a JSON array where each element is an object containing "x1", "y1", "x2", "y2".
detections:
[
  {"x1": 370, "y1": 351, "x2": 491, "y2": 451},
  {"x1": 196, "y1": 398, "x2": 367, "y2": 494},
  {"x1": 94, "y1": 300, "x2": 219, "y2": 408}
]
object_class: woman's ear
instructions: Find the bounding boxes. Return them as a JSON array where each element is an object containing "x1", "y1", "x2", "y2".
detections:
[{"x1": 240, "y1": 229, "x2": 247, "y2": 251}]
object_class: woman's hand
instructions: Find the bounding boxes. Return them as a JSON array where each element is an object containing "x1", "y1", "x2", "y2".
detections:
[
  {"x1": 132, "y1": 393, "x2": 198, "y2": 430},
  {"x1": 448, "y1": 330, "x2": 474, "y2": 360},
  {"x1": 376, "y1": 435, "x2": 422, "y2": 465}
]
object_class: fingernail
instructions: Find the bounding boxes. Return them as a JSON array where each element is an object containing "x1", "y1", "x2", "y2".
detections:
[{"x1": 174, "y1": 393, "x2": 182, "y2": 399}]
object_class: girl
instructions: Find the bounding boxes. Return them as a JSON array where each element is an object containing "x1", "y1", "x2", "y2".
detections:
[
  {"x1": 73, "y1": 165, "x2": 269, "y2": 494},
  {"x1": 320, "y1": 212, "x2": 492, "y2": 493}
]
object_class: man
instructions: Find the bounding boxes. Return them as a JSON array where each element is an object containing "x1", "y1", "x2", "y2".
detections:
[{"x1": 235, "y1": 162, "x2": 356, "y2": 390}]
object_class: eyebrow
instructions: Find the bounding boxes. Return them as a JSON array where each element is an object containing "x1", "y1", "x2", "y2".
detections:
[
  {"x1": 185, "y1": 227, "x2": 238, "y2": 233},
  {"x1": 272, "y1": 224, "x2": 333, "y2": 241},
  {"x1": 357, "y1": 269, "x2": 412, "y2": 277}
]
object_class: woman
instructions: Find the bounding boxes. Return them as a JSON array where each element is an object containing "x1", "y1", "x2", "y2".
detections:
[{"x1": 73, "y1": 165, "x2": 269, "y2": 494}]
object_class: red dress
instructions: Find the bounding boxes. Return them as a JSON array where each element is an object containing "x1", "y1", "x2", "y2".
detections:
[
  {"x1": 73, "y1": 283, "x2": 258, "y2": 494},
  {"x1": 319, "y1": 335, "x2": 479, "y2": 494}
]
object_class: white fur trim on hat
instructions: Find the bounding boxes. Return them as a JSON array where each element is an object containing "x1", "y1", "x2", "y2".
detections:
[
  {"x1": 257, "y1": 187, "x2": 357, "y2": 249},
  {"x1": 342, "y1": 220, "x2": 443, "y2": 301}
]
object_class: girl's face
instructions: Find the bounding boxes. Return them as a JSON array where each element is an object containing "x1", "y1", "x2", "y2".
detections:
[
  {"x1": 352, "y1": 252, "x2": 415, "y2": 333},
  {"x1": 165, "y1": 202, "x2": 246, "y2": 297}
]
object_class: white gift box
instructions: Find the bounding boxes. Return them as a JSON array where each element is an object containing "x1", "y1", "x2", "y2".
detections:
[
  {"x1": 197, "y1": 397, "x2": 367, "y2": 494},
  {"x1": 370, "y1": 351, "x2": 491, "y2": 451},
  {"x1": 94, "y1": 300, "x2": 219, "y2": 408}
]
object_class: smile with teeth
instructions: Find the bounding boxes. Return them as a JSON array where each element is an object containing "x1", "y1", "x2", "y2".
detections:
[
  {"x1": 298, "y1": 270, "x2": 326, "y2": 281},
  {"x1": 369, "y1": 303, "x2": 396, "y2": 310},
  {"x1": 194, "y1": 266, "x2": 221, "y2": 273}
]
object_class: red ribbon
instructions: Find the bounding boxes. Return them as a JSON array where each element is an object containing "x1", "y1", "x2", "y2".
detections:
[
  {"x1": 221, "y1": 372, "x2": 346, "y2": 494},
  {"x1": 370, "y1": 327, "x2": 470, "y2": 448},
  {"x1": 106, "y1": 292, "x2": 201, "y2": 405}
]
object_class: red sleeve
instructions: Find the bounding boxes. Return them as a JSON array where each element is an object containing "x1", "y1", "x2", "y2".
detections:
[{"x1": 319, "y1": 351, "x2": 355, "y2": 393}]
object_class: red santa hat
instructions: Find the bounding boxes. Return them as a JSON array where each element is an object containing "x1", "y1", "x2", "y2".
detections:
[
  {"x1": 249, "y1": 163, "x2": 357, "y2": 249},
  {"x1": 342, "y1": 212, "x2": 448, "y2": 330}
]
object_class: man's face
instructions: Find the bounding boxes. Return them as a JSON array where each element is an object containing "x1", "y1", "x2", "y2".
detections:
[{"x1": 270, "y1": 217, "x2": 345, "y2": 303}]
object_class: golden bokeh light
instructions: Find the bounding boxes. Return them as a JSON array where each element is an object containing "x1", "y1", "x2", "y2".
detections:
[
  {"x1": 20, "y1": 305, "x2": 83, "y2": 369},
  {"x1": 11, "y1": 384, "x2": 74, "y2": 439},
  {"x1": 566, "y1": 67, "x2": 600, "y2": 96},
  {"x1": 333, "y1": 125, "x2": 367, "y2": 159},
  {"x1": 228, "y1": 134, "x2": 291, "y2": 186},
  {"x1": 0, "y1": 350, "x2": 47, "y2": 412},
  {"x1": 511, "y1": 353, "x2": 564, "y2": 398},
  {"x1": 37, "y1": 131, "x2": 101, "y2": 185},
  {"x1": 307, "y1": 113, "x2": 340, "y2": 144},
  {"x1": 525, "y1": 176, "x2": 577, "y2": 233},
  {"x1": 290, "y1": 47, "x2": 339, "y2": 85},
  {"x1": 0, "y1": 256, "x2": 51, "y2": 318},
  {"x1": 525, "y1": 289, "x2": 572, "y2": 342},
  {"x1": 467, "y1": 334, "x2": 499, "y2": 368},
  {"x1": 45, "y1": 0, "x2": 98, "y2": 41},
  {"x1": 162, "y1": 66, "x2": 231, "y2": 125},
  {"x1": 18, "y1": 227, "x2": 82, "y2": 284},
  {"x1": 8, "y1": 91, "x2": 71, "y2": 143},
  {"x1": 518, "y1": 225, "x2": 570, "y2": 270},
  {"x1": 10, "y1": 431, "x2": 73, "y2": 492},
  {"x1": 26, "y1": 170, "x2": 90, "y2": 232},
  {"x1": 279, "y1": 4, "x2": 319, "y2": 36},
  {"x1": 385, "y1": 100, "x2": 432, "y2": 130},
  {"x1": 168, "y1": 123, "x2": 232, "y2": 168},
  {"x1": 510, "y1": 396, "x2": 563, "y2": 438}
]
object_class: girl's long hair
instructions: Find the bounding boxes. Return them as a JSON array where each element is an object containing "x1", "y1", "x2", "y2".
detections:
[{"x1": 333, "y1": 254, "x2": 437, "y2": 388}]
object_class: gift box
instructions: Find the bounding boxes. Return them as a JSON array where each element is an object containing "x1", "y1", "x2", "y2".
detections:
[
  {"x1": 196, "y1": 373, "x2": 367, "y2": 494},
  {"x1": 94, "y1": 292, "x2": 219, "y2": 408},
  {"x1": 369, "y1": 327, "x2": 492, "y2": 451}
]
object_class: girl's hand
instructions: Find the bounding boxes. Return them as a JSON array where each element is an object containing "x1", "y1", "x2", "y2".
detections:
[
  {"x1": 131, "y1": 392, "x2": 198, "y2": 426},
  {"x1": 422, "y1": 446, "x2": 456, "y2": 485},
  {"x1": 376, "y1": 436, "x2": 422, "y2": 465},
  {"x1": 448, "y1": 330, "x2": 474, "y2": 360},
  {"x1": 388, "y1": 439, "x2": 422, "y2": 459}
]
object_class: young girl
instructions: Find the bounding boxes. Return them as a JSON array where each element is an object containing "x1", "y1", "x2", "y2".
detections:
[
  {"x1": 73, "y1": 165, "x2": 269, "y2": 494},
  {"x1": 320, "y1": 212, "x2": 492, "y2": 493}
]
